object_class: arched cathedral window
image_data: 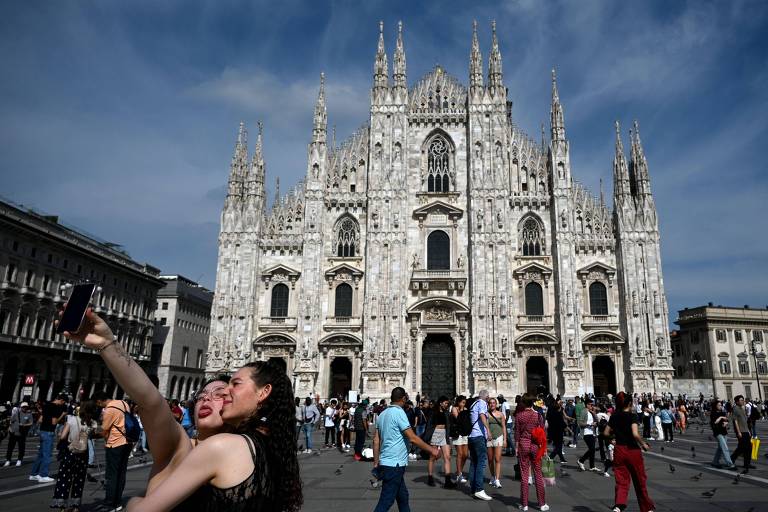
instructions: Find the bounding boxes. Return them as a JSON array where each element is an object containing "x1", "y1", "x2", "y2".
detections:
[
  {"x1": 520, "y1": 217, "x2": 544, "y2": 256},
  {"x1": 427, "y1": 136, "x2": 451, "y2": 193},
  {"x1": 334, "y1": 216, "x2": 360, "y2": 257},
  {"x1": 427, "y1": 230, "x2": 450, "y2": 270},
  {"x1": 270, "y1": 284, "x2": 289, "y2": 317},
  {"x1": 335, "y1": 283, "x2": 353, "y2": 317},
  {"x1": 525, "y1": 282, "x2": 544, "y2": 316},
  {"x1": 589, "y1": 282, "x2": 609, "y2": 316}
]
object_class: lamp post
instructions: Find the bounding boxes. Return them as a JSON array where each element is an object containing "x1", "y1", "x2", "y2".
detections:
[
  {"x1": 689, "y1": 358, "x2": 706, "y2": 396},
  {"x1": 748, "y1": 338, "x2": 765, "y2": 403}
]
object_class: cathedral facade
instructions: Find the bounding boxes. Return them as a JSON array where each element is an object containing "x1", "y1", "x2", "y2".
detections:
[{"x1": 206, "y1": 22, "x2": 674, "y2": 400}]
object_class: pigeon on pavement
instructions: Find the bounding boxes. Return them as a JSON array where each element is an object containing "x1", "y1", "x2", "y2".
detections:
[
  {"x1": 690, "y1": 472, "x2": 703, "y2": 481},
  {"x1": 668, "y1": 464, "x2": 676, "y2": 473},
  {"x1": 702, "y1": 488, "x2": 717, "y2": 498}
]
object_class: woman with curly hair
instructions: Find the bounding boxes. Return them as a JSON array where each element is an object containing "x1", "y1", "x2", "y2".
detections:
[
  {"x1": 60, "y1": 309, "x2": 233, "y2": 500},
  {"x1": 61, "y1": 308, "x2": 302, "y2": 511}
]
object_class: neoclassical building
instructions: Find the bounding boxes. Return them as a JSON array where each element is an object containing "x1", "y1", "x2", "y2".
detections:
[{"x1": 206, "y1": 22, "x2": 673, "y2": 400}]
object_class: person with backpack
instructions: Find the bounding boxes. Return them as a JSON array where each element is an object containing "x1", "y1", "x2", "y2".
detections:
[
  {"x1": 93, "y1": 391, "x2": 135, "y2": 509},
  {"x1": 51, "y1": 401, "x2": 98, "y2": 511},
  {"x1": 467, "y1": 390, "x2": 493, "y2": 501},
  {"x1": 4, "y1": 402, "x2": 34, "y2": 467}
]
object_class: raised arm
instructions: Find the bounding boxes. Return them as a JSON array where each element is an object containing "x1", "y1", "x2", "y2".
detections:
[{"x1": 62, "y1": 308, "x2": 189, "y2": 480}]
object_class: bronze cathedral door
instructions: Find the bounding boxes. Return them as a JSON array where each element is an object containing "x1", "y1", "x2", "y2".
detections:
[{"x1": 421, "y1": 334, "x2": 456, "y2": 399}]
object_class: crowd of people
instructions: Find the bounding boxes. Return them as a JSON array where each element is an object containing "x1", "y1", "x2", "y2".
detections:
[{"x1": 0, "y1": 304, "x2": 765, "y2": 512}]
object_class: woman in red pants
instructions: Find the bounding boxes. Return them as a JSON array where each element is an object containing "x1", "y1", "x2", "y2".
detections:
[
  {"x1": 514, "y1": 394, "x2": 548, "y2": 512},
  {"x1": 604, "y1": 392, "x2": 655, "y2": 512}
]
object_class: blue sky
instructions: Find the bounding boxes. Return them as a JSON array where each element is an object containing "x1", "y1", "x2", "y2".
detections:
[{"x1": 1, "y1": 1, "x2": 766, "y2": 327}]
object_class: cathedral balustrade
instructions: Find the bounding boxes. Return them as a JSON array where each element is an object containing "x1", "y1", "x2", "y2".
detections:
[
  {"x1": 258, "y1": 316, "x2": 298, "y2": 332},
  {"x1": 581, "y1": 314, "x2": 619, "y2": 329},
  {"x1": 516, "y1": 314, "x2": 554, "y2": 329},
  {"x1": 1, "y1": 279, "x2": 20, "y2": 292},
  {"x1": 410, "y1": 269, "x2": 467, "y2": 292},
  {"x1": 324, "y1": 316, "x2": 362, "y2": 332}
]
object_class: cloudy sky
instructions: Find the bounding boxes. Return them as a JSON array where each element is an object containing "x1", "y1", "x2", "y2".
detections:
[{"x1": 1, "y1": 1, "x2": 766, "y2": 326}]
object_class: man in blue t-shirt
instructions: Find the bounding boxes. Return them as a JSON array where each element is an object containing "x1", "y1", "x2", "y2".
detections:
[
  {"x1": 373, "y1": 387, "x2": 438, "y2": 512},
  {"x1": 467, "y1": 389, "x2": 492, "y2": 501}
]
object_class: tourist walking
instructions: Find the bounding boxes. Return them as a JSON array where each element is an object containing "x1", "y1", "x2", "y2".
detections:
[
  {"x1": 486, "y1": 397, "x2": 506, "y2": 488},
  {"x1": 467, "y1": 390, "x2": 492, "y2": 501},
  {"x1": 426, "y1": 396, "x2": 455, "y2": 488},
  {"x1": 500, "y1": 395, "x2": 515, "y2": 456},
  {"x1": 373, "y1": 387, "x2": 438, "y2": 512},
  {"x1": 29, "y1": 393, "x2": 67, "y2": 483},
  {"x1": 4, "y1": 402, "x2": 34, "y2": 467},
  {"x1": 353, "y1": 399, "x2": 369, "y2": 460},
  {"x1": 659, "y1": 402, "x2": 674, "y2": 442},
  {"x1": 709, "y1": 399, "x2": 735, "y2": 469},
  {"x1": 604, "y1": 391, "x2": 655, "y2": 512},
  {"x1": 730, "y1": 395, "x2": 755, "y2": 473},
  {"x1": 515, "y1": 393, "x2": 548, "y2": 512},
  {"x1": 449, "y1": 395, "x2": 469, "y2": 485},
  {"x1": 92, "y1": 391, "x2": 133, "y2": 509},
  {"x1": 51, "y1": 401, "x2": 97, "y2": 511},
  {"x1": 324, "y1": 400, "x2": 337, "y2": 448},
  {"x1": 300, "y1": 397, "x2": 320, "y2": 453},
  {"x1": 546, "y1": 398, "x2": 568, "y2": 462},
  {"x1": 577, "y1": 399, "x2": 599, "y2": 472}
]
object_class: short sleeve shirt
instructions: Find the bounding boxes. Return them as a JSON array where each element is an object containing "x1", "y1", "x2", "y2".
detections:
[
  {"x1": 608, "y1": 411, "x2": 639, "y2": 449},
  {"x1": 40, "y1": 402, "x2": 65, "y2": 432},
  {"x1": 469, "y1": 399, "x2": 488, "y2": 438},
  {"x1": 376, "y1": 405, "x2": 411, "y2": 467}
]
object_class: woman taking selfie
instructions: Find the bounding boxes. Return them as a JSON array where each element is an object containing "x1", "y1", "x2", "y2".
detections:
[
  {"x1": 62, "y1": 308, "x2": 302, "y2": 511},
  {"x1": 60, "y1": 309, "x2": 231, "y2": 495}
]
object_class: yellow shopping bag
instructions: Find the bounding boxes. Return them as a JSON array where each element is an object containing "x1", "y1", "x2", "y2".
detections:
[{"x1": 751, "y1": 437, "x2": 760, "y2": 461}]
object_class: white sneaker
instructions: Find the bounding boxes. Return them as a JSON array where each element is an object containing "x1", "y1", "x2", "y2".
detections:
[
  {"x1": 604, "y1": 472, "x2": 610, "y2": 477},
  {"x1": 568, "y1": 443, "x2": 576, "y2": 448},
  {"x1": 15, "y1": 460, "x2": 21, "y2": 467},
  {"x1": 528, "y1": 475, "x2": 533, "y2": 484},
  {"x1": 457, "y1": 473, "x2": 467, "y2": 484},
  {"x1": 577, "y1": 461, "x2": 586, "y2": 471},
  {"x1": 590, "y1": 467, "x2": 602, "y2": 473},
  {"x1": 29, "y1": 475, "x2": 39, "y2": 481},
  {"x1": 2, "y1": 461, "x2": 10, "y2": 467},
  {"x1": 540, "y1": 505, "x2": 550, "y2": 512},
  {"x1": 37, "y1": 476, "x2": 55, "y2": 483},
  {"x1": 473, "y1": 490, "x2": 492, "y2": 501},
  {"x1": 495, "y1": 479, "x2": 503, "y2": 488},
  {"x1": 518, "y1": 506, "x2": 528, "y2": 511}
]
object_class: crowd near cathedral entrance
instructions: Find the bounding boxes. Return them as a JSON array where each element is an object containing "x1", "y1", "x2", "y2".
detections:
[
  {"x1": 205, "y1": 21, "x2": 675, "y2": 399},
  {"x1": 421, "y1": 334, "x2": 456, "y2": 399}
]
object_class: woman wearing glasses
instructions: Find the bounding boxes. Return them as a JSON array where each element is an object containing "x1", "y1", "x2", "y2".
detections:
[{"x1": 61, "y1": 308, "x2": 302, "y2": 511}]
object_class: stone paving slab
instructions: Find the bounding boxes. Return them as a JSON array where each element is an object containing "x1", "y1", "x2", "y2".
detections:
[{"x1": 1, "y1": 420, "x2": 766, "y2": 511}]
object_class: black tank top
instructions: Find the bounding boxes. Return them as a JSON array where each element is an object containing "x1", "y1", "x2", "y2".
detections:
[{"x1": 176, "y1": 432, "x2": 275, "y2": 511}]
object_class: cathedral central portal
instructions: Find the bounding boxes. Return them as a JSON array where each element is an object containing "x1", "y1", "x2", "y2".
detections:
[{"x1": 421, "y1": 333, "x2": 456, "y2": 400}]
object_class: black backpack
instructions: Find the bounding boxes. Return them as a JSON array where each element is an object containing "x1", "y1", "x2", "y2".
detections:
[
  {"x1": 107, "y1": 401, "x2": 141, "y2": 444},
  {"x1": 457, "y1": 399, "x2": 478, "y2": 437}
]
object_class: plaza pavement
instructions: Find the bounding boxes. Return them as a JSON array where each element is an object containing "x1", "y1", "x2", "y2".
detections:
[{"x1": 1, "y1": 417, "x2": 766, "y2": 511}]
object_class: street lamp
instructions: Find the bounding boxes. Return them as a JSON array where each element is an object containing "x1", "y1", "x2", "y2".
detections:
[
  {"x1": 688, "y1": 358, "x2": 706, "y2": 379},
  {"x1": 748, "y1": 338, "x2": 765, "y2": 403}
]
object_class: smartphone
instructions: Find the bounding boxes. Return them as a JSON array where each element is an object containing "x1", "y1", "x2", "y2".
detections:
[{"x1": 56, "y1": 283, "x2": 97, "y2": 334}]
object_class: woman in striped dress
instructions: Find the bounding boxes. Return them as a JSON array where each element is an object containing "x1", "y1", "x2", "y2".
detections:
[{"x1": 514, "y1": 394, "x2": 548, "y2": 512}]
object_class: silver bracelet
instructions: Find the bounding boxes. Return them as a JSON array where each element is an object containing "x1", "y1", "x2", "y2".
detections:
[{"x1": 96, "y1": 335, "x2": 118, "y2": 353}]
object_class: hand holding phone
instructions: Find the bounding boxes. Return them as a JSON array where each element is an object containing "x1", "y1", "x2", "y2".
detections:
[
  {"x1": 56, "y1": 284, "x2": 114, "y2": 351},
  {"x1": 56, "y1": 283, "x2": 96, "y2": 334}
]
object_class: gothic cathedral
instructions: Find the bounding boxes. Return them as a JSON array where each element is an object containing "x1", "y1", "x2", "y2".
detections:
[{"x1": 206, "y1": 22, "x2": 674, "y2": 400}]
